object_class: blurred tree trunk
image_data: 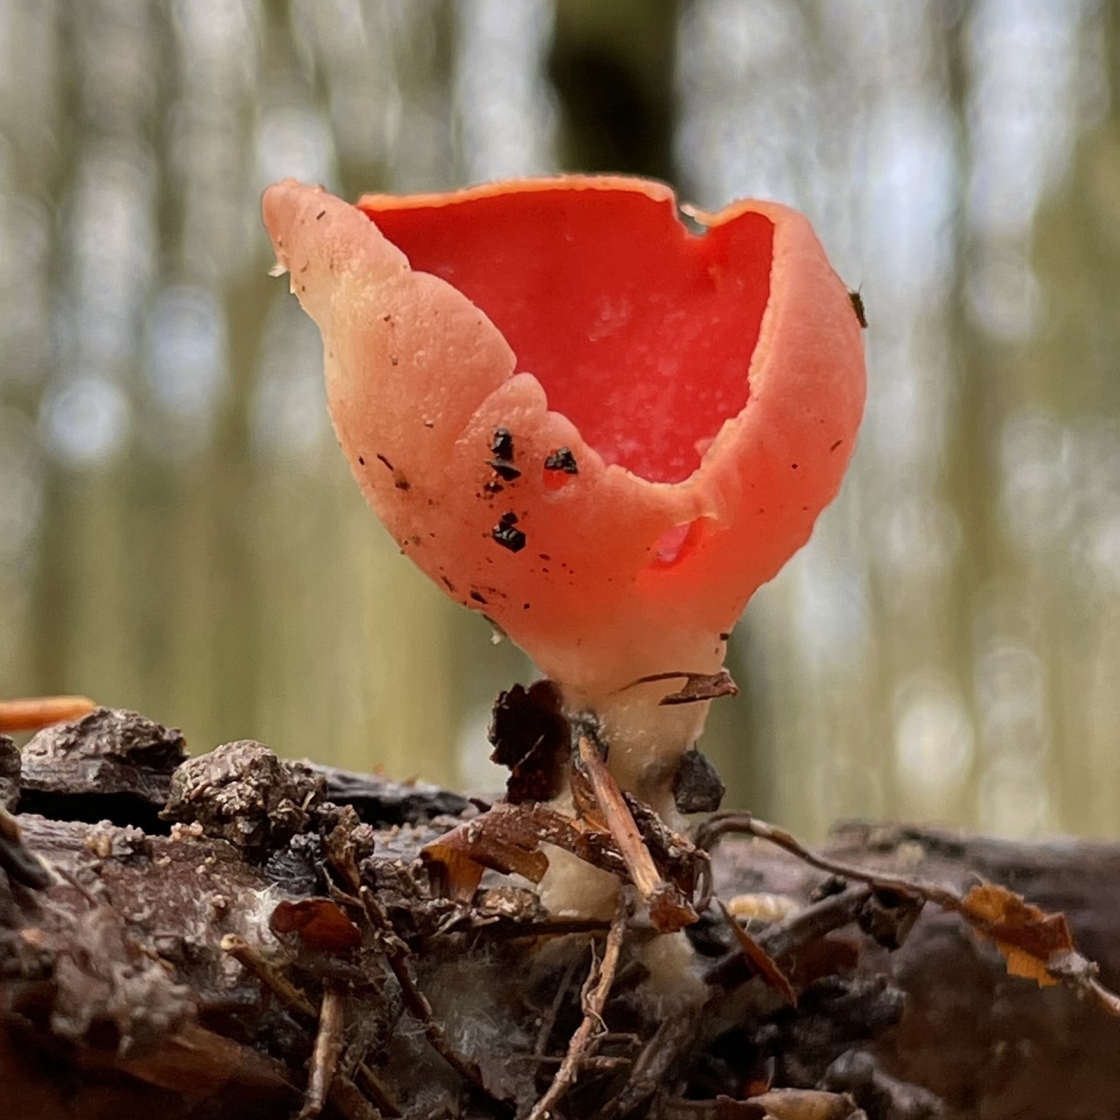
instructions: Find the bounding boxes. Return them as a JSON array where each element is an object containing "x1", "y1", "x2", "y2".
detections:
[
  {"x1": 549, "y1": 0, "x2": 678, "y2": 179},
  {"x1": 1022, "y1": 7, "x2": 1120, "y2": 835}
]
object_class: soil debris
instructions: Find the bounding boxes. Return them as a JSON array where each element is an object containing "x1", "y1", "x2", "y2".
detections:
[
  {"x1": 5, "y1": 706, "x2": 1120, "y2": 1120},
  {"x1": 544, "y1": 447, "x2": 579, "y2": 474},
  {"x1": 491, "y1": 511, "x2": 527, "y2": 552},
  {"x1": 673, "y1": 748, "x2": 726, "y2": 814},
  {"x1": 0, "y1": 734, "x2": 18, "y2": 811},
  {"x1": 307, "y1": 762, "x2": 472, "y2": 826},
  {"x1": 163, "y1": 739, "x2": 325, "y2": 857},
  {"x1": 18, "y1": 707, "x2": 188, "y2": 830},
  {"x1": 488, "y1": 680, "x2": 570, "y2": 804}
]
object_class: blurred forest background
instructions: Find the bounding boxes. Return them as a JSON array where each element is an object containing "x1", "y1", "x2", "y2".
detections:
[{"x1": 1, "y1": 0, "x2": 1118, "y2": 840}]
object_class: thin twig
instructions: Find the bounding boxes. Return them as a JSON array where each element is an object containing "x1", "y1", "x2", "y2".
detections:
[
  {"x1": 533, "y1": 1055, "x2": 633, "y2": 1071},
  {"x1": 1088, "y1": 978, "x2": 1120, "y2": 1016},
  {"x1": 577, "y1": 738, "x2": 661, "y2": 899},
  {"x1": 700, "y1": 812, "x2": 1120, "y2": 1019},
  {"x1": 435, "y1": 916, "x2": 612, "y2": 942},
  {"x1": 483, "y1": 917, "x2": 614, "y2": 939},
  {"x1": 359, "y1": 886, "x2": 511, "y2": 1111},
  {"x1": 696, "y1": 812, "x2": 959, "y2": 907},
  {"x1": 326, "y1": 1074, "x2": 382, "y2": 1120},
  {"x1": 353, "y1": 1061, "x2": 403, "y2": 1115},
  {"x1": 534, "y1": 948, "x2": 584, "y2": 1057},
  {"x1": 220, "y1": 934, "x2": 317, "y2": 1019},
  {"x1": 527, "y1": 900, "x2": 629, "y2": 1120},
  {"x1": 608, "y1": 1007, "x2": 704, "y2": 1119},
  {"x1": 0, "y1": 805, "x2": 51, "y2": 890},
  {"x1": 577, "y1": 736, "x2": 697, "y2": 932},
  {"x1": 759, "y1": 885, "x2": 874, "y2": 962},
  {"x1": 299, "y1": 981, "x2": 346, "y2": 1119},
  {"x1": 355, "y1": 1061, "x2": 403, "y2": 1118},
  {"x1": 51, "y1": 862, "x2": 102, "y2": 907}
]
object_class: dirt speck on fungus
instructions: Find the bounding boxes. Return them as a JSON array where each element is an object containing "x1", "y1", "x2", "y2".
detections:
[
  {"x1": 490, "y1": 428, "x2": 514, "y2": 462},
  {"x1": 488, "y1": 460, "x2": 522, "y2": 481},
  {"x1": 491, "y1": 512, "x2": 527, "y2": 553},
  {"x1": 544, "y1": 447, "x2": 578, "y2": 474},
  {"x1": 849, "y1": 287, "x2": 868, "y2": 328}
]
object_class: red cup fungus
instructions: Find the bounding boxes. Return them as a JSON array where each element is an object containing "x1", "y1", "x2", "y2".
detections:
[{"x1": 262, "y1": 175, "x2": 866, "y2": 816}]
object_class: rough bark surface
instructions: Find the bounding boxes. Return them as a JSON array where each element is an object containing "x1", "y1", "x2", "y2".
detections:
[{"x1": 1, "y1": 710, "x2": 1117, "y2": 1120}]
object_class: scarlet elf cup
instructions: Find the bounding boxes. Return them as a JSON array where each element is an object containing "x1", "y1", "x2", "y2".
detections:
[{"x1": 262, "y1": 176, "x2": 866, "y2": 816}]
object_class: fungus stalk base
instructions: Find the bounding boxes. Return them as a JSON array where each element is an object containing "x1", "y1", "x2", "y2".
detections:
[
  {"x1": 537, "y1": 655, "x2": 716, "y2": 922},
  {"x1": 574, "y1": 686, "x2": 711, "y2": 821},
  {"x1": 556, "y1": 628, "x2": 723, "y2": 821},
  {"x1": 537, "y1": 842, "x2": 622, "y2": 921}
]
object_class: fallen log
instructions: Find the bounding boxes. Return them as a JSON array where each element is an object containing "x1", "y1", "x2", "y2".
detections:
[{"x1": 2, "y1": 709, "x2": 1118, "y2": 1120}]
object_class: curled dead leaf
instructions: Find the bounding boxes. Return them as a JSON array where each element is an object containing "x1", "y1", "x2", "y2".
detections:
[
  {"x1": 743, "y1": 1088, "x2": 865, "y2": 1120},
  {"x1": 270, "y1": 898, "x2": 363, "y2": 952},
  {"x1": 488, "y1": 680, "x2": 571, "y2": 804},
  {"x1": 718, "y1": 899, "x2": 797, "y2": 1006},
  {"x1": 422, "y1": 761, "x2": 704, "y2": 930},
  {"x1": 622, "y1": 669, "x2": 739, "y2": 706},
  {"x1": 959, "y1": 882, "x2": 1073, "y2": 987}
]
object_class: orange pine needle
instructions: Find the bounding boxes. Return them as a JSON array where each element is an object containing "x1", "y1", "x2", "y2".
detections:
[{"x1": 0, "y1": 695, "x2": 97, "y2": 733}]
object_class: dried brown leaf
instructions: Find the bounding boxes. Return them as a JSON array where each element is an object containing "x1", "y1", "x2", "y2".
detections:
[
  {"x1": 658, "y1": 669, "x2": 739, "y2": 705},
  {"x1": 421, "y1": 804, "x2": 557, "y2": 900},
  {"x1": 745, "y1": 1088, "x2": 864, "y2": 1120},
  {"x1": 270, "y1": 898, "x2": 363, "y2": 952},
  {"x1": 488, "y1": 681, "x2": 570, "y2": 804},
  {"x1": 718, "y1": 900, "x2": 797, "y2": 1006},
  {"x1": 622, "y1": 670, "x2": 739, "y2": 705},
  {"x1": 420, "y1": 839, "x2": 487, "y2": 902},
  {"x1": 959, "y1": 882, "x2": 1073, "y2": 987}
]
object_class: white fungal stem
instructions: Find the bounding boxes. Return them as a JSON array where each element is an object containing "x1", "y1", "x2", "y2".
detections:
[
  {"x1": 556, "y1": 628, "x2": 723, "y2": 820},
  {"x1": 578, "y1": 689, "x2": 711, "y2": 820}
]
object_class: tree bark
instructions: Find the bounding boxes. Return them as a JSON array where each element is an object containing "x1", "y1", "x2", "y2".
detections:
[{"x1": 3, "y1": 712, "x2": 1119, "y2": 1120}]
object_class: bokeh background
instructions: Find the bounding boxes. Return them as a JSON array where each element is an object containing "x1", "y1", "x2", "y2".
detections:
[{"x1": 1, "y1": 0, "x2": 1118, "y2": 839}]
